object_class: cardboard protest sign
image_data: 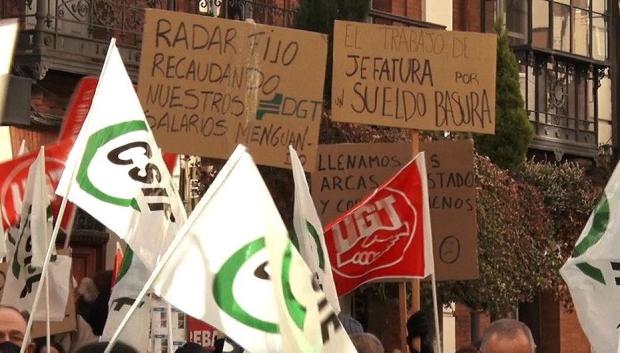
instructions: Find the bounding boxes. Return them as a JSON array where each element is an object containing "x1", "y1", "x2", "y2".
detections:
[
  {"x1": 331, "y1": 21, "x2": 497, "y2": 134},
  {"x1": 313, "y1": 141, "x2": 478, "y2": 281},
  {"x1": 138, "y1": 9, "x2": 327, "y2": 170},
  {"x1": 312, "y1": 143, "x2": 412, "y2": 225},
  {"x1": 420, "y1": 140, "x2": 478, "y2": 280}
]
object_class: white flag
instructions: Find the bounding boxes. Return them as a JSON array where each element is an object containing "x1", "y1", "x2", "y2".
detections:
[
  {"x1": 1, "y1": 255, "x2": 71, "y2": 321},
  {"x1": 561, "y1": 162, "x2": 620, "y2": 353},
  {"x1": 265, "y1": 214, "x2": 357, "y2": 353},
  {"x1": 1, "y1": 147, "x2": 69, "y2": 320},
  {"x1": 289, "y1": 146, "x2": 340, "y2": 314},
  {"x1": 27, "y1": 147, "x2": 54, "y2": 268},
  {"x1": 56, "y1": 39, "x2": 187, "y2": 270},
  {"x1": 17, "y1": 140, "x2": 29, "y2": 156},
  {"x1": 100, "y1": 247, "x2": 151, "y2": 352},
  {"x1": 152, "y1": 146, "x2": 356, "y2": 353}
]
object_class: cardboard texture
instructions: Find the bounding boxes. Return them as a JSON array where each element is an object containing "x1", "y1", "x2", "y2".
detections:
[
  {"x1": 311, "y1": 143, "x2": 413, "y2": 226},
  {"x1": 0, "y1": 249, "x2": 77, "y2": 337},
  {"x1": 421, "y1": 140, "x2": 478, "y2": 280},
  {"x1": 312, "y1": 141, "x2": 478, "y2": 281},
  {"x1": 331, "y1": 21, "x2": 497, "y2": 134},
  {"x1": 138, "y1": 9, "x2": 328, "y2": 170}
]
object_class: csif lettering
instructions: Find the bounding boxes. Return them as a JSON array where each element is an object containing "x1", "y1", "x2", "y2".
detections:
[
  {"x1": 107, "y1": 141, "x2": 176, "y2": 223},
  {"x1": 77, "y1": 120, "x2": 176, "y2": 223}
]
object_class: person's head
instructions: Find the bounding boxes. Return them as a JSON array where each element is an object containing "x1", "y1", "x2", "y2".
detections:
[
  {"x1": 33, "y1": 337, "x2": 64, "y2": 353},
  {"x1": 480, "y1": 319, "x2": 535, "y2": 353},
  {"x1": 77, "y1": 278, "x2": 99, "y2": 303},
  {"x1": 0, "y1": 305, "x2": 33, "y2": 353},
  {"x1": 350, "y1": 333, "x2": 384, "y2": 353},
  {"x1": 174, "y1": 342, "x2": 207, "y2": 353},
  {"x1": 407, "y1": 311, "x2": 432, "y2": 353},
  {"x1": 74, "y1": 342, "x2": 137, "y2": 353},
  {"x1": 338, "y1": 314, "x2": 363, "y2": 335}
]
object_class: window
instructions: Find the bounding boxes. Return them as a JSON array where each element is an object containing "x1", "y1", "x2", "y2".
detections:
[
  {"x1": 591, "y1": 11, "x2": 607, "y2": 60},
  {"x1": 572, "y1": 8, "x2": 589, "y2": 56},
  {"x1": 532, "y1": 0, "x2": 550, "y2": 47},
  {"x1": 505, "y1": 0, "x2": 529, "y2": 44},
  {"x1": 553, "y1": 4, "x2": 571, "y2": 51},
  {"x1": 518, "y1": 56, "x2": 599, "y2": 147},
  {"x1": 486, "y1": 0, "x2": 609, "y2": 60},
  {"x1": 549, "y1": 0, "x2": 608, "y2": 59},
  {"x1": 482, "y1": 0, "x2": 528, "y2": 44}
]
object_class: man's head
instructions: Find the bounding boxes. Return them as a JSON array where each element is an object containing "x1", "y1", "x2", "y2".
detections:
[
  {"x1": 480, "y1": 319, "x2": 535, "y2": 353},
  {"x1": 74, "y1": 342, "x2": 137, "y2": 353},
  {"x1": 350, "y1": 333, "x2": 384, "y2": 353},
  {"x1": 0, "y1": 305, "x2": 33, "y2": 353}
]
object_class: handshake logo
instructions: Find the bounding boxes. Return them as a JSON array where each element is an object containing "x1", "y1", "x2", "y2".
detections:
[{"x1": 327, "y1": 187, "x2": 417, "y2": 279}]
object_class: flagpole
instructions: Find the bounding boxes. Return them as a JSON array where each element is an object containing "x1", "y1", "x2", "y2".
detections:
[
  {"x1": 20, "y1": 39, "x2": 120, "y2": 353},
  {"x1": 45, "y1": 272, "x2": 51, "y2": 353},
  {"x1": 19, "y1": 189, "x2": 71, "y2": 353},
  {"x1": 166, "y1": 303, "x2": 174, "y2": 353},
  {"x1": 103, "y1": 145, "x2": 247, "y2": 353},
  {"x1": 430, "y1": 272, "x2": 441, "y2": 353}
]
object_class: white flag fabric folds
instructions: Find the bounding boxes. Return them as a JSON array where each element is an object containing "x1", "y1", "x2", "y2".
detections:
[
  {"x1": 27, "y1": 148, "x2": 54, "y2": 268},
  {"x1": 1, "y1": 148, "x2": 69, "y2": 320},
  {"x1": 56, "y1": 39, "x2": 186, "y2": 270},
  {"x1": 1, "y1": 255, "x2": 71, "y2": 321},
  {"x1": 561, "y1": 162, "x2": 620, "y2": 353},
  {"x1": 265, "y1": 214, "x2": 357, "y2": 353},
  {"x1": 152, "y1": 146, "x2": 356, "y2": 353},
  {"x1": 101, "y1": 247, "x2": 151, "y2": 352},
  {"x1": 289, "y1": 146, "x2": 340, "y2": 314}
]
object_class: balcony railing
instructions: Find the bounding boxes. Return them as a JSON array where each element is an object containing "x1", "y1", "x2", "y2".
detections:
[
  {"x1": 369, "y1": 8, "x2": 446, "y2": 29},
  {"x1": 528, "y1": 110, "x2": 598, "y2": 157},
  {"x1": 0, "y1": 0, "x2": 298, "y2": 79},
  {"x1": 1, "y1": 0, "x2": 444, "y2": 80}
]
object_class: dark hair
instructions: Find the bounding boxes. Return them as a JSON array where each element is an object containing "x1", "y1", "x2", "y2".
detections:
[
  {"x1": 74, "y1": 342, "x2": 137, "y2": 353},
  {"x1": 407, "y1": 311, "x2": 433, "y2": 353},
  {"x1": 175, "y1": 342, "x2": 208, "y2": 353},
  {"x1": 33, "y1": 338, "x2": 65, "y2": 353}
]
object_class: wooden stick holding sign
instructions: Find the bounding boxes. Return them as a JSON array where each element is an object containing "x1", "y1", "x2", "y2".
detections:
[{"x1": 399, "y1": 130, "x2": 422, "y2": 353}]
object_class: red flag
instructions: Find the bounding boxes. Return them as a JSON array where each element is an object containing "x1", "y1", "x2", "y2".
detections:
[
  {"x1": 324, "y1": 153, "x2": 434, "y2": 296},
  {"x1": 58, "y1": 76, "x2": 98, "y2": 142},
  {"x1": 111, "y1": 241, "x2": 124, "y2": 286},
  {"x1": 0, "y1": 140, "x2": 76, "y2": 232}
]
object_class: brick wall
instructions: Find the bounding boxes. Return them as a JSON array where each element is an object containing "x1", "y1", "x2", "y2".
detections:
[
  {"x1": 9, "y1": 126, "x2": 57, "y2": 154},
  {"x1": 559, "y1": 308, "x2": 590, "y2": 353},
  {"x1": 452, "y1": 0, "x2": 482, "y2": 32},
  {"x1": 31, "y1": 70, "x2": 81, "y2": 118},
  {"x1": 454, "y1": 304, "x2": 491, "y2": 349},
  {"x1": 373, "y1": 0, "x2": 422, "y2": 20},
  {"x1": 9, "y1": 70, "x2": 84, "y2": 153}
]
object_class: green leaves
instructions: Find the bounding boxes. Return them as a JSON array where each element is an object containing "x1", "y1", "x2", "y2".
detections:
[
  {"x1": 439, "y1": 155, "x2": 597, "y2": 316},
  {"x1": 474, "y1": 24, "x2": 533, "y2": 171}
]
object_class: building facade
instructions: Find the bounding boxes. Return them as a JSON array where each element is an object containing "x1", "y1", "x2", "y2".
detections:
[{"x1": 1, "y1": 0, "x2": 617, "y2": 352}]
